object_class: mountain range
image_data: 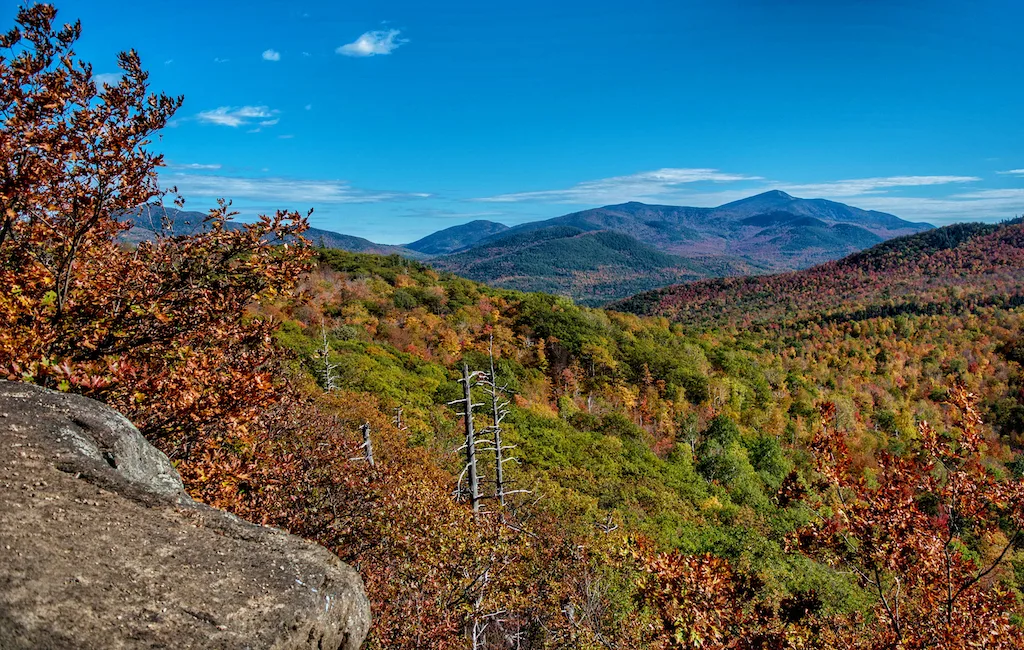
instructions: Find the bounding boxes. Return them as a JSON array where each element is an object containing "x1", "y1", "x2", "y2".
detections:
[
  {"x1": 124, "y1": 204, "x2": 423, "y2": 258},
  {"x1": 125, "y1": 191, "x2": 933, "y2": 305}
]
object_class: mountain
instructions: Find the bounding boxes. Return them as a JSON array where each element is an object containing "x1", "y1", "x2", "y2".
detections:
[
  {"x1": 436, "y1": 191, "x2": 932, "y2": 303},
  {"x1": 404, "y1": 220, "x2": 509, "y2": 255},
  {"x1": 712, "y1": 189, "x2": 919, "y2": 231},
  {"x1": 474, "y1": 191, "x2": 930, "y2": 262},
  {"x1": 433, "y1": 226, "x2": 757, "y2": 306},
  {"x1": 611, "y1": 219, "x2": 1024, "y2": 327},
  {"x1": 125, "y1": 193, "x2": 937, "y2": 306},
  {"x1": 122, "y1": 205, "x2": 423, "y2": 258}
]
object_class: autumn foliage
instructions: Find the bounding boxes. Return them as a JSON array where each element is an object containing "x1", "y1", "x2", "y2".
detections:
[
  {"x1": 796, "y1": 390, "x2": 1024, "y2": 648},
  {"x1": 0, "y1": 4, "x2": 312, "y2": 464},
  {"x1": 3, "y1": 4, "x2": 1024, "y2": 650}
]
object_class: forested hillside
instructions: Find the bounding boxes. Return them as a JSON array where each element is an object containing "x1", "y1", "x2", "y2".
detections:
[
  {"x1": 252, "y1": 243, "x2": 1024, "y2": 647},
  {"x1": 3, "y1": 5, "x2": 1023, "y2": 649},
  {"x1": 434, "y1": 226, "x2": 755, "y2": 305},
  {"x1": 614, "y1": 219, "x2": 1024, "y2": 327},
  {"x1": 404, "y1": 219, "x2": 511, "y2": 255}
]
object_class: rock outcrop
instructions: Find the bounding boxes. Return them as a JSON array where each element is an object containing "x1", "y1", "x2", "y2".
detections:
[{"x1": 0, "y1": 381, "x2": 370, "y2": 649}]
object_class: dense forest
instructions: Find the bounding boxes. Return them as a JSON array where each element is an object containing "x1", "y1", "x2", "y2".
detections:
[
  {"x1": 2, "y1": 5, "x2": 1023, "y2": 649},
  {"x1": 614, "y1": 220, "x2": 1024, "y2": 327}
]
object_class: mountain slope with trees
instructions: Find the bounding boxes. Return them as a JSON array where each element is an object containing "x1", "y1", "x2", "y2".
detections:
[
  {"x1": 433, "y1": 226, "x2": 758, "y2": 305},
  {"x1": 2, "y1": 6, "x2": 1022, "y2": 649},
  {"x1": 404, "y1": 219, "x2": 510, "y2": 255},
  {"x1": 613, "y1": 219, "x2": 1024, "y2": 327},
  {"x1": 434, "y1": 192, "x2": 931, "y2": 303}
]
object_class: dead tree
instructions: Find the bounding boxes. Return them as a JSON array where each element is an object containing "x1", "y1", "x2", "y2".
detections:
[
  {"x1": 349, "y1": 422, "x2": 375, "y2": 467},
  {"x1": 481, "y1": 335, "x2": 517, "y2": 507},
  {"x1": 596, "y1": 513, "x2": 619, "y2": 534},
  {"x1": 317, "y1": 319, "x2": 338, "y2": 391},
  {"x1": 450, "y1": 362, "x2": 486, "y2": 515},
  {"x1": 393, "y1": 406, "x2": 406, "y2": 430}
]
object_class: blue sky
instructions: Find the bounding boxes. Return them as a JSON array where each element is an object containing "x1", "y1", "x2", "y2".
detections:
[{"x1": 32, "y1": 0, "x2": 1024, "y2": 243}]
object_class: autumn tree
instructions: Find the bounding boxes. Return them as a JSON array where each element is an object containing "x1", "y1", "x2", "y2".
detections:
[
  {"x1": 797, "y1": 389, "x2": 1024, "y2": 649},
  {"x1": 0, "y1": 4, "x2": 312, "y2": 460}
]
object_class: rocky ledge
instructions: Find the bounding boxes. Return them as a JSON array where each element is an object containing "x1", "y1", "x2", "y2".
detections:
[{"x1": 0, "y1": 381, "x2": 370, "y2": 649}]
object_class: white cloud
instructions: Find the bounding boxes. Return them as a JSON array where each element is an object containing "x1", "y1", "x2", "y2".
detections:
[
  {"x1": 196, "y1": 106, "x2": 280, "y2": 128},
  {"x1": 337, "y1": 29, "x2": 406, "y2": 57},
  {"x1": 952, "y1": 188, "x2": 1024, "y2": 200},
  {"x1": 471, "y1": 167, "x2": 1021, "y2": 224},
  {"x1": 213, "y1": 57, "x2": 229, "y2": 63},
  {"x1": 259, "y1": 119, "x2": 279, "y2": 127},
  {"x1": 997, "y1": 169, "x2": 1024, "y2": 176},
  {"x1": 262, "y1": 49, "x2": 281, "y2": 61},
  {"x1": 171, "y1": 163, "x2": 222, "y2": 170},
  {"x1": 397, "y1": 209, "x2": 506, "y2": 221},
  {"x1": 164, "y1": 173, "x2": 431, "y2": 204},
  {"x1": 780, "y1": 176, "x2": 981, "y2": 198},
  {"x1": 832, "y1": 191, "x2": 1024, "y2": 225},
  {"x1": 475, "y1": 168, "x2": 762, "y2": 204},
  {"x1": 94, "y1": 72, "x2": 122, "y2": 86}
]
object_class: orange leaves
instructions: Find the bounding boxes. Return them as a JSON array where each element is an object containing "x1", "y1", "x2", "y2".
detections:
[
  {"x1": 0, "y1": 6, "x2": 314, "y2": 520},
  {"x1": 636, "y1": 550, "x2": 740, "y2": 650},
  {"x1": 796, "y1": 392, "x2": 1024, "y2": 648}
]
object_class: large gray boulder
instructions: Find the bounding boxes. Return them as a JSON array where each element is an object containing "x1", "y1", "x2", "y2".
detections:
[{"x1": 0, "y1": 381, "x2": 370, "y2": 649}]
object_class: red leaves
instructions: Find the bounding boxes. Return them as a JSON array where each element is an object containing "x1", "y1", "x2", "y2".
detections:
[{"x1": 795, "y1": 392, "x2": 1024, "y2": 648}]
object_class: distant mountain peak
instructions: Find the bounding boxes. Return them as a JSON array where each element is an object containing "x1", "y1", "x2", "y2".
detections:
[
  {"x1": 404, "y1": 219, "x2": 510, "y2": 255},
  {"x1": 720, "y1": 189, "x2": 795, "y2": 208}
]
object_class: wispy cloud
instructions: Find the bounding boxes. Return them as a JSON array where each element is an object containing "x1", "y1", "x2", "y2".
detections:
[
  {"x1": 952, "y1": 188, "x2": 1024, "y2": 200},
  {"x1": 780, "y1": 176, "x2": 981, "y2": 198},
  {"x1": 841, "y1": 191, "x2": 1024, "y2": 225},
  {"x1": 337, "y1": 29, "x2": 407, "y2": 57},
  {"x1": 396, "y1": 208, "x2": 506, "y2": 221},
  {"x1": 93, "y1": 72, "x2": 121, "y2": 86},
  {"x1": 170, "y1": 163, "x2": 222, "y2": 170},
  {"x1": 475, "y1": 168, "x2": 762, "y2": 204},
  {"x1": 164, "y1": 173, "x2": 432, "y2": 204},
  {"x1": 262, "y1": 49, "x2": 281, "y2": 61},
  {"x1": 196, "y1": 106, "x2": 279, "y2": 128},
  {"x1": 997, "y1": 169, "x2": 1024, "y2": 176},
  {"x1": 213, "y1": 57, "x2": 229, "y2": 63}
]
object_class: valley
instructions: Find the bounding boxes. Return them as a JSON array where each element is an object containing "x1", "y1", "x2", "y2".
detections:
[
  {"x1": 3, "y1": 3, "x2": 1023, "y2": 648},
  {"x1": 130, "y1": 190, "x2": 935, "y2": 306}
]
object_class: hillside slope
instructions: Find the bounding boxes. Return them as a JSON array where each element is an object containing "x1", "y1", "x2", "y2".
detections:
[
  {"x1": 476, "y1": 191, "x2": 930, "y2": 259},
  {"x1": 433, "y1": 225, "x2": 757, "y2": 305},
  {"x1": 404, "y1": 219, "x2": 509, "y2": 254},
  {"x1": 612, "y1": 219, "x2": 1024, "y2": 327},
  {"x1": 123, "y1": 205, "x2": 423, "y2": 258}
]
